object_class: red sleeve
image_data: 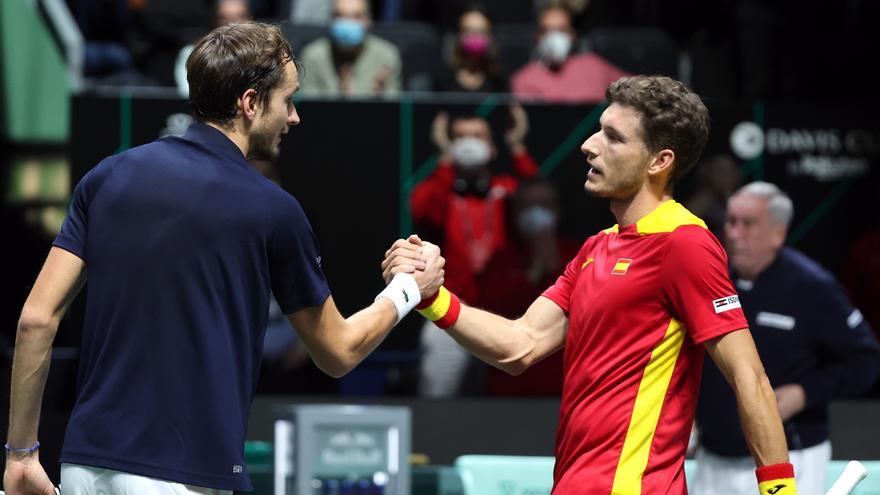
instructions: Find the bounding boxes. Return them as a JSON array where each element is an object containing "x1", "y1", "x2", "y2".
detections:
[
  {"x1": 661, "y1": 226, "x2": 748, "y2": 344},
  {"x1": 512, "y1": 149, "x2": 540, "y2": 178},
  {"x1": 410, "y1": 162, "x2": 455, "y2": 227},
  {"x1": 541, "y1": 240, "x2": 590, "y2": 313}
]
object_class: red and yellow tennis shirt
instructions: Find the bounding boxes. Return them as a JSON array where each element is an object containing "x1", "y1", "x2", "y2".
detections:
[{"x1": 542, "y1": 200, "x2": 747, "y2": 494}]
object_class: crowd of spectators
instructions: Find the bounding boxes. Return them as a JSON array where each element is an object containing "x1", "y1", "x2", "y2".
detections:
[
  {"x1": 70, "y1": 0, "x2": 635, "y2": 102},
  {"x1": 62, "y1": 0, "x2": 880, "y2": 101}
]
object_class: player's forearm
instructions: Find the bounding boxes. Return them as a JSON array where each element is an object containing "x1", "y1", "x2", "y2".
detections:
[
  {"x1": 338, "y1": 299, "x2": 399, "y2": 373},
  {"x1": 446, "y1": 305, "x2": 536, "y2": 375},
  {"x1": 308, "y1": 299, "x2": 398, "y2": 379},
  {"x1": 7, "y1": 313, "x2": 58, "y2": 447},
  {"x1": 733, "y1": 366, "x2": 790, "y2": 467}
]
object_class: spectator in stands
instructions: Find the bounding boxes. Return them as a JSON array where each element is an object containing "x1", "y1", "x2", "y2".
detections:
[
  {"x1": 478, "y1": 178, "x2": 580, "y2": 396},
  {"x1": 175, "y1": 0, "x2": 253, "y2": 97},
  {"x1": 434, "y1": 5, "x2": 508, "y2": 94},
  {"x1": 511, "y1": 3, "x2": 628, "y2": 103},
  {"x1": 693, "y1": 182, "x2": 880, "y2": 495},
  {"x1": 413, "y1": 106, "x2": 538, "y2": 397},
  {"x1": 299, "y1": 0, "x2": 402, "y2": 97}
]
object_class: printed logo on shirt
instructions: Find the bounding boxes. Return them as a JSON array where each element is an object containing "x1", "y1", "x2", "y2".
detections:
[
  {"x1": 848, "y1": 309, "x2": 864, "y2": 329},
  {"x1": 581, "y1": 257, "x2": 595, "y2": 270},
  {"x1": 316, "y1": 256, "x2": 323, "y2": 268},
  {"x1": 755, "y1": 311, "x2": 796, "y2": 330},
  {"x1": 233, "y1": 465, "x2": 243, "y2": 474},
  {"x1": 611, "y1": 258, "x2": 633, "y2": 275},
  {"x1": 713, "y1": 295, "x2": 741, "y2": 314}
]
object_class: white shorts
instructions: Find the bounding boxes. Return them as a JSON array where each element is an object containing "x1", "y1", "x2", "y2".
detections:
[
  {"x1": 689, "y1": 440, "x2": 831, "y2": 495},
  {"x1": 60, "y1": 463, "x2": 232, "y2": 495}
]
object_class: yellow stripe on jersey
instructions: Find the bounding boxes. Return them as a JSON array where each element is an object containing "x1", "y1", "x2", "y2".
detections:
[
  {"x1": 611, "y1": 319, "x2": 686, "y2": 495},
  {"x1": 635, "y1": 200, "x2": 706, "y2": 234},
  {"x1": 599, "y1": 201, "x2": 707, "y2": 237}
]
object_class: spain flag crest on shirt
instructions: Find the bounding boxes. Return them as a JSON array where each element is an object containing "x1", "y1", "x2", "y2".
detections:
[{"x1": 611, "y1": 258, "x2": 633, "y2": 275}]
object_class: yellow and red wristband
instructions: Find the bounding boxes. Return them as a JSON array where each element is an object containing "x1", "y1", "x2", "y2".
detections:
[
  {"x1": 416, "y1": 286, "x2": 461, "y2": 329},
  {"x1": 756, "y1": 463, "x2": 797, "y2": 495}
]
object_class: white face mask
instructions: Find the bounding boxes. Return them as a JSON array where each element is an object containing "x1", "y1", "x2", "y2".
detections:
[
  {"x1": 518, "y1": 206, "x2": 557, "y2": 235},
  {"x1": 538, "y1": 30, "x2": 572, "y2": 65},
  {"x1": 450, "y1": 136, "x2": 491, "y2": 169}
]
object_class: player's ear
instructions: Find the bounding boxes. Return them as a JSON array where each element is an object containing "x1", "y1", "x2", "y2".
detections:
[
  {"x1": 648, "y1": 148, "x2": 675, "y2": 181},
  {"x1": 238, "y1": 88, "x2": 260, "y2": 121}
]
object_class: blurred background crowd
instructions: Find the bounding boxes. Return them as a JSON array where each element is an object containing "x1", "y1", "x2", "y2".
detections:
[{"x1": 52, "y1": 0, "x2": 880, "y2": 100}]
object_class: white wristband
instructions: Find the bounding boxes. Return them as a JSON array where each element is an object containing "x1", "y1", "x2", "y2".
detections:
[{"x1": 376, "y1": 273, "x2": 422, "y2": 325}]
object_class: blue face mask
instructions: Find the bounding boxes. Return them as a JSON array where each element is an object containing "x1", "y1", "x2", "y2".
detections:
[{"x1": 330, "y1": 18, "x2": 366, "y2": 48}]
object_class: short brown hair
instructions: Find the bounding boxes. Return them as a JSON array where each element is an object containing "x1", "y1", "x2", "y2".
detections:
[
  {"x1": 605, "y1": 75, "x2": 710, "y2": 187},
  {"x1": 187, "y1": 22, "x2": 294, "y2": 126}
]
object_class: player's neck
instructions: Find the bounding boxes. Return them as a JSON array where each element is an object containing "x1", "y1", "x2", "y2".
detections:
[
  {"x1": 207, "y1": 121, "x2": 249, "y2": 158},
  {"x1": 611, "y1": 187, "x2": 672, "y2": 228}
]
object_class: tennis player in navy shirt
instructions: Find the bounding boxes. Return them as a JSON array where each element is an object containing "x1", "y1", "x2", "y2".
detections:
[{"x1": 4, "y1": 22, "x2": 443, "y2": 494}]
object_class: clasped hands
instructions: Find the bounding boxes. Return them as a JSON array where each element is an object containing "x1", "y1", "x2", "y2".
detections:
[{"x1": 382, "y1": 234, "x2": 444, "y2": 299}]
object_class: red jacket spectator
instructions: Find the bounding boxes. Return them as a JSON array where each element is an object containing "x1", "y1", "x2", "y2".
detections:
[
  {"x1": 411, "y1": 149, "x2": 538, "y2": 304},
  {"x1": 476, "y1": 179, "x2": 580, "y2": 396}
]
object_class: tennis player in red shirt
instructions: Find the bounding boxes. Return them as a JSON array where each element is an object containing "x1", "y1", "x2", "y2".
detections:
[{"x1": 384, "y1": 75, "x2": 796, "y2": 494}]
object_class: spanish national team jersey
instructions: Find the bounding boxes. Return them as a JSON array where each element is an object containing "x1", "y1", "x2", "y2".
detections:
[{"x1": 542, "y1": 200, "x2": 747, "y2": 494}]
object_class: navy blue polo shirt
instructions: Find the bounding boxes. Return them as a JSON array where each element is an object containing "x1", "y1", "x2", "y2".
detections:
[
  {"x1": 54, "y1": 123, "x2": 330, "y2": 491},
  {"x1": 696, "y1": 247, "x2": 880, "y2": 456}
]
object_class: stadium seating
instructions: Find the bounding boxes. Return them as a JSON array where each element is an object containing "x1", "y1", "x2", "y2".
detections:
[
  {"x1": 493, "y1": 23, "x2": 536, "y2": 75},
  {"x1": 279, "y1": 21, "x2": 326, "y2": 57},
  {"x1": 586, "y1": 27, "x2": 680, "y2": 78},
  {"x1": 371, "y1": 22, "x2": 440, "y2": 92}
]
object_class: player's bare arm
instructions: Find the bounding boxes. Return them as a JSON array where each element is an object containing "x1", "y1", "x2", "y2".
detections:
[
  {"x1": 383, "y1": 237, "x2": 567, "y2": 375},
  {"x1": 289, "y1": 247, "x2": 444, "y2": 378},
  {"x1": 704, "y1": 328, "x2": 790, "y2": 467},
  {"x1": 6, "y1": 247, "x2": 86, "y2": 495}
]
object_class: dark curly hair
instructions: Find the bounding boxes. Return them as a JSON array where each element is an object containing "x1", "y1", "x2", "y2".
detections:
[
  {"x1": 186, "y1": 21, "x2": 295, "y2": 127},
  {"x1": 606, "y1": 75, "x2": 710, "y2": 187}
]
